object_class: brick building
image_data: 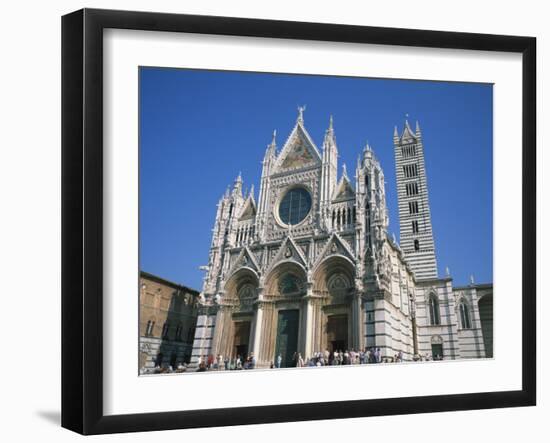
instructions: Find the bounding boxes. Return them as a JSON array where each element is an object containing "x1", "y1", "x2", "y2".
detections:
[{"x1": 139, "y1": 271, "x2": 200, "y2": 372}]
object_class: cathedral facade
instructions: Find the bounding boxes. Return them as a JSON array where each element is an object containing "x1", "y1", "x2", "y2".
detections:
[{"x1": 190, "y1": 109, "x2": 493, "y2": 369}]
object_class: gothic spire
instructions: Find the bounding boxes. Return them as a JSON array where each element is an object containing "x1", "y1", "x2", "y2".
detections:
[
  {"x1": 233, "y1": 172, "x2": 243, "y2": 196},
  {"x1": 264, "y1": 129, "x2": 277, "y2": 158},
  {"x1": 363, "y1": 141, "x2": 373, "y2": 161},
  {"x1": 323, "y1": 114, "x2": 337, "y2": 150}
]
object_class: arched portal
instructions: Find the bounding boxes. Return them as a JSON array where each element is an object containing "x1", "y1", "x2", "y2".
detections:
[
  {"x1": 263, "y1": 261, "x2": 307, "y2": 367},
  {"x1": 212, "y1": 268, "x2": 260, "y2": 362},
  {"x1": 312, "y1": 255, "x2": 356, "y2": 353}
]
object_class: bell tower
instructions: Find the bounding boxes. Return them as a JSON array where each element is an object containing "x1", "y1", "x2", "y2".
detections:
[{"x1": 393, "y1": 119, "x2": 438, "y2": 280}]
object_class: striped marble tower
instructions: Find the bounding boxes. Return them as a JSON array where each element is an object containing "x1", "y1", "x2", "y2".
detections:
[{"x1": 393, "y1": 119, "x2": 438, "y2": 280}]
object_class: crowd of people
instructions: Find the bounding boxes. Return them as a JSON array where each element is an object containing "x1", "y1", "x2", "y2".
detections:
[
  {"x1": 286, "y1": 348, "x2": 402, "y2": 367},
  {"x1": 141, "y1": 348, "x2": 443, "y2": 374},
  {"x1": 197, "y1": 353, "x2": 258, "y2": 371},
  {"x1": 193, "y1": 347, "x2": 441, "y2": 372}
]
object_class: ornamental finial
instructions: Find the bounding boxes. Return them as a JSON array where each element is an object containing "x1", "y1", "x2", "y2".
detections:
[{"x1": 297, "y1": 105, "x2": 306, "y2": 124}]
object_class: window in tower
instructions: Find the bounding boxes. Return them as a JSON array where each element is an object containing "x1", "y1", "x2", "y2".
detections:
[
  {"x1": 414, "y1": 239, "x2": 420, "y2": 251},
  {"x1": 406, "y1": 182, "x2": 419, "y2": 196},
  {"x1": 409, "y1": 201, "x2": 419, "y2": 214},
  {"x1": 403, "y1": 164, "x2": 419, "y2": 178},
  {"x1": 412, "y1": 220, "x2": 419, "y2": 233},
  {"x1": 401, "y1": 144, "x2": 417, "y2": 158},
  {"x1": 278, "y1": 187, "x2": 312, "y2": 226}
]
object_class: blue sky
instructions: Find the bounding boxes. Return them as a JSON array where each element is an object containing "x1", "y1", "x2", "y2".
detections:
[{"x1": 139, "y1": 67, "x2": 493, "y2": 290}]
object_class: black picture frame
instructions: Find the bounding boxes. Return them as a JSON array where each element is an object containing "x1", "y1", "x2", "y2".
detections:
[{"x1": 61, "y1": 8, "x2": 536, "y2": 435}]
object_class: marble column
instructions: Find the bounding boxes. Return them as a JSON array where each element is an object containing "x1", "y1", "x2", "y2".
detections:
[
  {"x1": 251, "y1": 304, "x2": 264, "y2": 358},
  {"x1": 301, "y1": 278, "x2": 315, "y2": 360},
  {"x1": 303, "y1": 297, "x2": 313, "y2": 359},
  {"x1": 250, "y1": 288, "x2": 265, "y2": 363},
  {"x1": 351, "y1": 292, "x2": 363, "y2": 350}
]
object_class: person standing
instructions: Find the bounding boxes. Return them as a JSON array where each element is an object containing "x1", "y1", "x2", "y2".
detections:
[{"x1": 276, "y1": 354, "x2": 282, "y2": 368}]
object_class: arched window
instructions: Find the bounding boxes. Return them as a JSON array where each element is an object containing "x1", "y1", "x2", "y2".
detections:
[
  {"x1": 162, "y1": 322, "x2": 170, "y2": 339},
  {"x1": 414, "y1": 239, "x2": 420, "y2": 251},
  {"x1": 428, "y1": 294, "x2": 440, "y2": 325},
  {"x1": 145, "y1": 320, "x2": 155, "y2": 336},
  {"x1": 459, "y1": 300, "x2": 472, "y2": 329}
]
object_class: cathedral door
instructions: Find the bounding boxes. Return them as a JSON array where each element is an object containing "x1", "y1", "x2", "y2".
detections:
[
  {"x1": 327, "y1": 314, "x2": 348, "y2": 352},
  {"x1": 233, "y1": 321, "x2": 251, "y2": 360},
  {"x1": 431, "y1": 344, "x2": 443, "y2": 360},
  {"x1": 275, "y1": 310, "x2": 299, "y2": 368}
]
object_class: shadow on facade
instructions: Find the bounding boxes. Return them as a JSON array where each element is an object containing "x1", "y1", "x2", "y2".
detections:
[{"x1": 478, "y1": 292, "x2": 493, "y2": 358}]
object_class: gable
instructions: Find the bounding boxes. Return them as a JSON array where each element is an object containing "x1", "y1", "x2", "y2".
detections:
[
  {"x1": 313, "y1": 233, "x2": 355, "y2": 268},
  {"x1": 333, "y1": 178, "x2": 355, "y2": 201},
  {"x1": 266, "y1": 236, "x2": 308, "y2": 273},
  {"x1": 227, "y1": 246, "x2": 261, "y2": 277},
  {"x1": 239, "y1": 198, "x2": 256, "y2": 220},
  {"x1": 275, "y1": 124, "x2": 321, "y2": 172},
  {"x1": 281, "y1": 137, "x2": 315, "y2": 169}
]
